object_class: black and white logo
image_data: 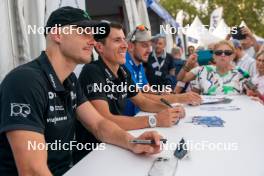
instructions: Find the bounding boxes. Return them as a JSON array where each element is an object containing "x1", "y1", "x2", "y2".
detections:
[
  {"x1": 105, "y1": 78, "x2": 114, "y2": 85},
  {"x1": 86, "y1": 84, "x2": 94, "y2": 93},
  {"x1": 70, "y1": 91, "x2": 77, "y2": 100},
  {"x1": 48, "y1": 92, "x2": 56, "y2": 99},
  {"x1": 50, "y1": 106, "x2": 55, "y2": 112},
  {"x1": 121, "y1": 93, "x2": 127, "y2": 99},
  {"x1": 107, "y1": 94, "x2": 118, "y2": 100},
  {"x1": 10, "y1": 103, "x2": 31, "y2": 118}
]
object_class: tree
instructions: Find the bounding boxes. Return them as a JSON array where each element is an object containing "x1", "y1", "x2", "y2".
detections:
[{"x1": 160, "y1": 0, "x2": 264, "y2": 37}]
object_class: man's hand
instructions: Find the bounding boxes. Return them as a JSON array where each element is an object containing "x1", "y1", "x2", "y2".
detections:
[
  {"x1": 241, "y1": 26, "x2": 254, "y2": 39},
  {"x1": 246, "y1": 89, "x2": 258, "y2": 97},
  {"x1": 128, "y1": 131, "x2": 162, "y2": 155},
  {"x1": 177, "y1": 92, "x2": 202, "y2": 105},
  {"x1": 156, "y1": 107, "x2": 185, "y2": 127},
  {"x1": 244, "y1": 84, "x2": 260, "y2": 97},
  {"x1": 240, "y1": 26, "x2": 261, "y2": 52}
]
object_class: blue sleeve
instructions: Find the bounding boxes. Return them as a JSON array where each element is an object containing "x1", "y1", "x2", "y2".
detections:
[{"x1": 141, "y1": 67, "x2": 148, "y2": 85}]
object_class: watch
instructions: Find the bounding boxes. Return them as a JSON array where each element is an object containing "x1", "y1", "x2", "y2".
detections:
[{"x1": 148, "y1": 115, "x2": 157, "y2": 128}]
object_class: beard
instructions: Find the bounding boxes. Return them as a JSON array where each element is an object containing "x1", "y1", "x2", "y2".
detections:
[{"x1": 134, "y1": 53, "x2": 144, "y2": 63}]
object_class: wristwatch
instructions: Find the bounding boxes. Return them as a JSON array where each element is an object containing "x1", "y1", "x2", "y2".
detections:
[{"x1": 148, "y1": 115, "x2": 157, "y2": 128}]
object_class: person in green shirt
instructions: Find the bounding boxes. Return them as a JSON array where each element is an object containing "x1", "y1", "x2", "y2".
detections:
[{"x1": 180, "y1": 40, "x2": 249, "y2": 95}]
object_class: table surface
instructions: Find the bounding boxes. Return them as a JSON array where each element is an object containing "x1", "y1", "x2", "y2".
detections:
[{"x1": 65, "y1": 96, "x2": 264, "y2": 176}]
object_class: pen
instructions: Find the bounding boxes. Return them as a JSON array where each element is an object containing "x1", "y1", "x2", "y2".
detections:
[
  {"x1": 160, "y1": 98, "x2": 173, "y2": 108},
  {"x1": 160, "y1": 98, "x2": 180, "y2": 125},
  {"x1": 129, "y1": 139, "x2": 167, "y2": 144}
]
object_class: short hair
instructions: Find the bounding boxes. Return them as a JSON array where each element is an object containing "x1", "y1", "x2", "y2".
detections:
[
  {"x1": 151, "y1": 34, "x2": 166, "y2": 43},
  {"x1": 96, "y1": 21, "x2": 123, "y2": 44},
  {"x1": 188, "y1": 45, "x2": 195, "y2": 50},
  {"x1": 214, "y1": 40, "x2": 235, "y2": 52},
  {"x1": 171, "y1": 47, "x2": 181, "y2": 54},
  {"x1": 256, "y1": 50, "x2": 264, "y2": 59}
]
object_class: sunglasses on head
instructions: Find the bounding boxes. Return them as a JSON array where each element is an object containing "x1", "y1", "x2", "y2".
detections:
[
  {"x1": 214, "y1": 50, "x2": 233, "y2": 56},
  {"x1": 136, "y1": 25, "x2": 149, "y2": 31},
  {"x1": 129, "y1": 25, "x2": 149, "y2": 41}
]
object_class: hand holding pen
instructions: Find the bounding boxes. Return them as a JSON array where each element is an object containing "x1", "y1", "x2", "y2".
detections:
[{"x1": 160, "y1": 98, "x2": 185, "y2": 125}]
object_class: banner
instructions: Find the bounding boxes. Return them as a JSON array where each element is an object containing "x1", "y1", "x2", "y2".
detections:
[
  {"x1": 145, "y1": 0, "x2": 179, "y2": 28},
  {"x1": 176, "y1": 10, "x2": 188, "y2": 59},
  {"x1": 210, "y1": 7, "x2": 223, "y2": 31}
]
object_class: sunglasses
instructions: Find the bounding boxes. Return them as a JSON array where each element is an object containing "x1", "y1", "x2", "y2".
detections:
[
  {"x1": 129, "y1": 25, "x2": 149, "y2": 41},
  {"x1": 214, "y1": 50, "x2": 233, "y2": 56}
]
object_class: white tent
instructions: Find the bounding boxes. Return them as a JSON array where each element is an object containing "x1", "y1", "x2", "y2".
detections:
[
  {"x1": 0, "y1": 0, "x2": 46, "y2": 82},
  {"x1": 45, "y1": 0, "x2": 86, "y2": 21},
  {"x1": 185, "y1": 16, "x2": 208, "y2": 48},
  {"x1": 185, "y1": 16, "x2": 221, "y2": 48},
  {"x1": 0, "y1": 0, "x2": 17, "y2": 82},
  {"x1": 123, "y1": 0, "x2": 152, "y2": 33},
  {"x1": 123, "y1": 0, "x2": 141, "y2": 33},
  {"x1": 137, "y1": 0, "x2": 151, "y2": 29},
  {"x1": 212, "y1": 19, "x2": 229, "y2": 40}
]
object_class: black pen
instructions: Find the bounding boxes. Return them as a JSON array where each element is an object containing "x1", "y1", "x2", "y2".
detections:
[
  {"x1": 160, "y1": 98, "x2": 173, "y2": 108},
  {"x1": 129, "y1": 139, "x2": 167, "y2": 144},
  {"x1": 160, "y1": 98, "x2": 180, "y2": 125}
]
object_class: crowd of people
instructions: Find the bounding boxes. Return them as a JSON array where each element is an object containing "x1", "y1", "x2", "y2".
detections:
[
  {"x1": 0, "y1": 6, "x2": 263, "y2": 176},
  {"x1": 171, "y1": 28, "x2": 264, "y2": 103}
]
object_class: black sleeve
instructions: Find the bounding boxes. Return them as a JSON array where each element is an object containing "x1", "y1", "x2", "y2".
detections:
[
  {"x1": 0, "y1": 70, "x2": 47, "y2": 135},
  {"x1": 76, "y1": 80, "x2": 88, "y2": 106},
  {"x1": 78, "y1": 64, "x2": 108, "y2": 101}
]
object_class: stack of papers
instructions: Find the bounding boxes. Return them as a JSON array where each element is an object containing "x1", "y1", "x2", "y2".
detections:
[
  {"x1": 189, "y1": 116, "x2": 225, "y2": 127},
  {"x1": 200, "y1": 106, "x2": 240, "y2": 111},
  {"x1": 201, "y1": 96, "x2": 233, "y2": 105}
]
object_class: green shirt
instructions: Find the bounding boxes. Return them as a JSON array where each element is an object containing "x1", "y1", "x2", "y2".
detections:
[{"x1": 191, "y1": 65, "x2": 249, "y2": 95}]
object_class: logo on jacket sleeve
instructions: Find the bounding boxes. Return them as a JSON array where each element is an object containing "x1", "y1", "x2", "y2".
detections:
[{"x1": 10, "y1": 103, "x2": 31, "y2": 118}]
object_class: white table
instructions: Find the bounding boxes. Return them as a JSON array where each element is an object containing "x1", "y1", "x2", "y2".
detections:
[{"x1": 65, "y1": 96, "x2": 264, "y2": 176}]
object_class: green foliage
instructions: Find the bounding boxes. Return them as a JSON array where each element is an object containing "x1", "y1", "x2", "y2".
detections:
[{"x1": 160, "y1": 0, "x2": 264, "y2": 37}]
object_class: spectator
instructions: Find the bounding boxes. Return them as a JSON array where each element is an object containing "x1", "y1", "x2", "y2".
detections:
[
  {"x1": 246, "y1": 50, "x2": 264, "y2": 102},
  {"x1": 240, "y1": 26, "x2": 261, "y2": 58},
  {"x1": 232, "y1": 39, "x2": 257, "y2": 77},
  {"x1": 187, "y1": 45, "x2": 195, "y2": 57},
  {"x1": 171, "y1": 47, "x2": 185, "y2": 77},
  {"x1": 146, "y1": 35, "x2": 175, "y2": 89},
  {"x1": 182, "y1": 40, "x2": 250, "y2": 95},
  {"x1": 174, "y1": 53, "x2": 199, "y2": 93}
]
